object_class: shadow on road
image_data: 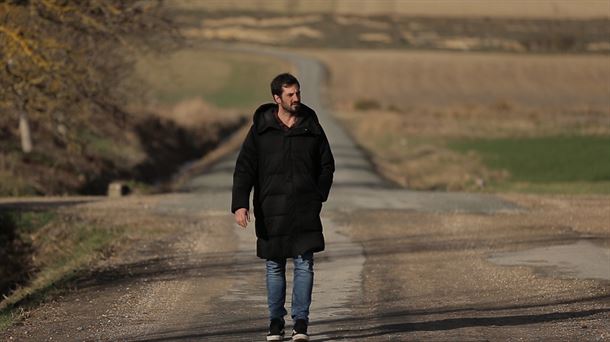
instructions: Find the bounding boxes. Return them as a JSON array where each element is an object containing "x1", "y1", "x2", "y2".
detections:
[
  {"x1": 0, "y1": 199, "x2": 95, "y2": 211},
  {"x1": 75, "y1": 231, "x2": 608, "y2": 291},
  {"x1": 125, "y1": 299, "x2": 609, "y2": 341}
]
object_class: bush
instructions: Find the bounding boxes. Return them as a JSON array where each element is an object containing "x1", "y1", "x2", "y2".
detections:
[{"x1": 354, "y1": 98, "x2": 382, "y2": 111}]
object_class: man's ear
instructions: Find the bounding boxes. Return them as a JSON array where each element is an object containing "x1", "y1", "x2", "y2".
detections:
[{"x1": 273, "y1": 94, "x2": 281, "y2": 104}]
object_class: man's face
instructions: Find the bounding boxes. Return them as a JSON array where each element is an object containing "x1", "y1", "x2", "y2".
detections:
[{"x1": 275, "y1": 84, "x2": 301, "y2": 114}]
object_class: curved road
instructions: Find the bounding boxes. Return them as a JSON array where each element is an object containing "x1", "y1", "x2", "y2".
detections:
[{"x1": 140, "y1": 49, "x2": 518, "y2": 341}]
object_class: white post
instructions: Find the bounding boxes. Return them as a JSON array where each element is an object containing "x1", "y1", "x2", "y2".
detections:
[{"x1": 19, "y1": 111, "x2": 33, "y2": 153}]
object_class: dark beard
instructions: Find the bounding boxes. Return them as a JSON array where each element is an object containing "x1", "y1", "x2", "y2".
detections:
[{"x1": 282, "y1": 101, "x2": 300, "y2": 114}]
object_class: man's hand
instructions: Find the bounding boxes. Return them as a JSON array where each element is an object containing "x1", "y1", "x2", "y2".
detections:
[{"x1": 235, "y1": 208, "x2": 251, "y2": 228}]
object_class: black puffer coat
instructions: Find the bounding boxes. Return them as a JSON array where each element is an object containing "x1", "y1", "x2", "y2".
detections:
[{"x1": 231, "y1": 103, "x2": 335, "y2": 259}]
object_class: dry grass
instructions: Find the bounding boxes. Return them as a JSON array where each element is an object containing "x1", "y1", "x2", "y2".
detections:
[
  {"x1": 336, "y1": 106, "x2": 610, "y2": 191},
  {"x1": 200, "y1": 14, "x2": 323, "y2": 28},
  {"x1": 334, "y1": 108, "x2": 513, "y2": 190},
  {"x1": 134, "y1": 50, "x2": 232, "y2": 103},
  {"x1": 303, "y1": 49, "x2": 610, "y2": 191},
  {"x1": 138, "y1": 97, "x2": 244, "y2": 128},
  {"x1": 305, "y1": 49, "x2": 610, "y2": 110},
  {"x1": 183, "y1": 26, "x2": 323, "y2": 45},
  {"x1": 134, "y1": 48, "x2": 293, "y2": 109},
  {"x1": 0, "y1": 196, "x2": 183, "y2": 331},
  {"x1": 169, "y1": 0, "x2": 609, "y2": 19}
]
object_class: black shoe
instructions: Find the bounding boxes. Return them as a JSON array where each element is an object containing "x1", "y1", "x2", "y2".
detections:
[
  {"x1": 267, "y1": 318, "x2": 285, "y2": 341},
  {"x1": 291, "y1": 319, "x2": 309, "y2": 341}
]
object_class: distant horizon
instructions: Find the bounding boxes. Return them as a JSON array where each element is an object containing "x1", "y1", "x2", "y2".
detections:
[{"x1": 169, "y1": 0, "x2": 610, "y2": 20}]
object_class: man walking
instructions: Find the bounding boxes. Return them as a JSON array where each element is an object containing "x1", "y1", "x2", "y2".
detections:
[{"x1": 232, "y1": 73, "x2": 335, "y2": 341}]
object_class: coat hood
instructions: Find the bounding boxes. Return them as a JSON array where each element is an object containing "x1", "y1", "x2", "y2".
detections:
[{"x1": 252, "y1": 103, "x2": 322, "y2": 135}]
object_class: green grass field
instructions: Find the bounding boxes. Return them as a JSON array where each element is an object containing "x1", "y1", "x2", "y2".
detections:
[
  {"x1": 135, "y1": 48, "x2": 291, "y2": 110},
  {"x1": 450, "y1": 135, "x2": 610, "y2": 193}
]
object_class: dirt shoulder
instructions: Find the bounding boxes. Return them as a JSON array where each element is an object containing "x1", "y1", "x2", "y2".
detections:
[{"x1": 0, "y1": 195, "x2": 238, "y2": 341}]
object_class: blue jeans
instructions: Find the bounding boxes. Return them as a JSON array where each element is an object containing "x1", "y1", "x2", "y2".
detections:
[{"x1": 266, "y1": 252, "x2": 314, "y2": 323}]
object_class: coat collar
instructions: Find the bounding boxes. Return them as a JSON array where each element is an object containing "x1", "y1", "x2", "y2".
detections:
[{"x1": 253, "y1": 103, "x2": 321, "y2": 136}]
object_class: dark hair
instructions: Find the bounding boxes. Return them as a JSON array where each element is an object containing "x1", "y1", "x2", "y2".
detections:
[{"x1": 270, "y1": 73, "x2": 300, "y2": 97}]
